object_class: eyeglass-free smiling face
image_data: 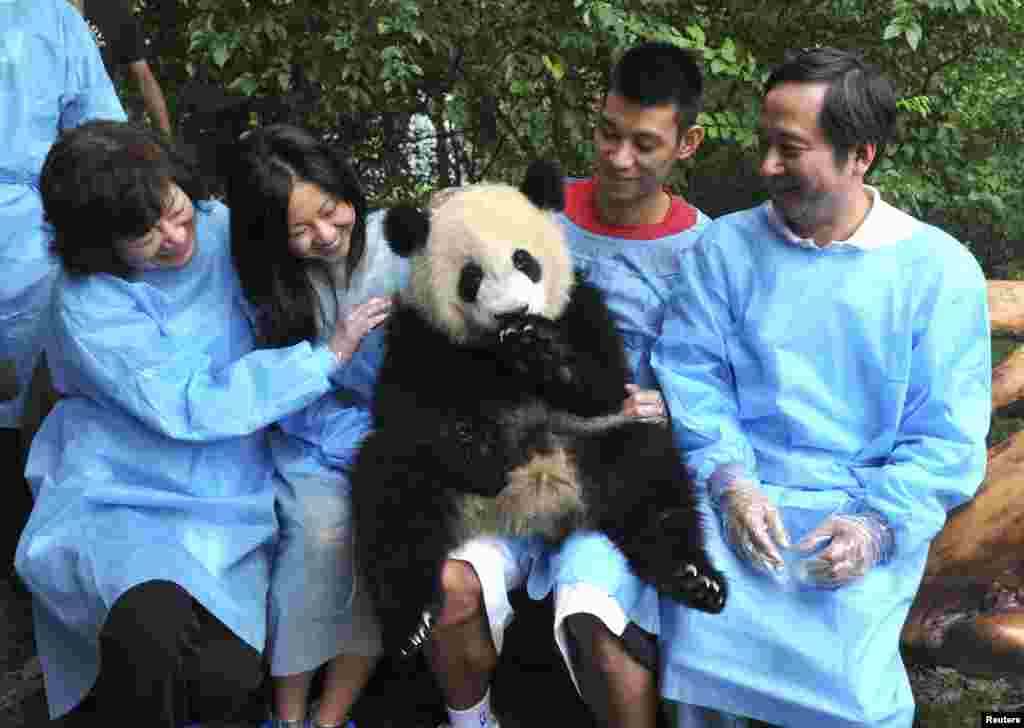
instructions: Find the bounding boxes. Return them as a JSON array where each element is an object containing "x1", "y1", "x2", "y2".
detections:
[
  {"x1": 114, "y1": 183, "x2": 197, "y2": 271},
  {"x1": 286, "y1": 180, "x2": 356, "y2": 262},
  {"x1": 758, "y1": 81, "x2": 875, "y2": 245}
]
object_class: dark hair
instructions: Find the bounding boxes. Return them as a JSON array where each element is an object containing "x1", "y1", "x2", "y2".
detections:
[
  {"x1": 765, "y1": 47, "x2": 897, "y2": 164},
  {"x1": 40, "y1": 120, "x2": 209, "y2": 278},
  {"x1": 227, "y1": 124, "x2": 367, "y2": 349},
  {"x1": 607, "y1": 41, "x2": 704, "y2": 128}
]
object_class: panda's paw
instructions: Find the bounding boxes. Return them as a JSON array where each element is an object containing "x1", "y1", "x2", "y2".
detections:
[
  {"x1": 667, "y1": 561, "x2": 728, "y2": 614},
  {"x1": 497, "y1": 314, "x2": 571, "y2": 384},
  {"x1": 399, "y1": 609, "x2": 434, "y2": 658}
]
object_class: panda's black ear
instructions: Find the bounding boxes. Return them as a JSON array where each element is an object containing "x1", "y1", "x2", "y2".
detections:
[
  {"x1": 520, "y1": 160, "x2": 565, "y2": 212},
  {"x1": 383, "y1": 205, "x2": 430, "y2": 258}
]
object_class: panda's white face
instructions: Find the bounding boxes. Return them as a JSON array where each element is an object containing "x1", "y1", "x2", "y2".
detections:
[
  {"x1": 457, "y1": 246, "x2": 546, "y2": 336},
  {"x1": 404, "y1": 184, "x2": 573, "y2": 346}
]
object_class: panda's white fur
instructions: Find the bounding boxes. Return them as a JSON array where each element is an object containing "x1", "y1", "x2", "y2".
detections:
[{"x1": 405, "y1": 183, "x2": 573, "y2": 346}]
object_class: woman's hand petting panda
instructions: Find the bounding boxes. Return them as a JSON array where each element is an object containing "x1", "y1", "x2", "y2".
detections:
[
  {"x1": 622, "y1": 383, "x2": 667, "y2": 423},
  {"x1": 328, "y1": 296, "x2": 393, "y2": 365},
  {"x1": 495, "y1": 312, "x2": 574, "y2": 385}
]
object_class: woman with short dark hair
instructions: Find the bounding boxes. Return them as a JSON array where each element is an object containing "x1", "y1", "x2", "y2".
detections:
[{"x1": 16, "y1": 119, "x2": 376, "y2": 727}]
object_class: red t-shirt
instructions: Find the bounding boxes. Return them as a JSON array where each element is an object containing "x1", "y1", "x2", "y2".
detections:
[{"x1": 563, "y1": 179, "x2": 698, "y2": 240}]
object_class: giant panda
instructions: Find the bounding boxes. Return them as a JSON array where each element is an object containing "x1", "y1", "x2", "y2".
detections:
[{"x1": 350, "y1": 161, "x2": 726, "y2": 656}]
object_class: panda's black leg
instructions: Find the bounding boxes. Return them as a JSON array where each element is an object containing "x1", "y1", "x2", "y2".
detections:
[
  {"x1": 577, "y1": 421, "x2": 728, "y2": 614},
  {"x1": 351, "y1": 438, "x2": 466, "y2": 655}
]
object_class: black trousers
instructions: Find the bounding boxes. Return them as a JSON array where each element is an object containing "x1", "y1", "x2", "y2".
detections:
[
  {"x1": 2, "y1": 427, "x2": 32, "y2": 579},
  {"x1": 61, "y1": 580, "x2": 266, "y2": 727}
]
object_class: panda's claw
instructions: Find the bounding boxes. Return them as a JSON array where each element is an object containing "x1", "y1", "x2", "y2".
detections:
[
  {"x1": 399, "y1": 610, "x2": 434, "y2": 658},
  {"x1": 664, "y1": 562, "x2": 728, "y2": 614},
  {"x1": 495, "y1": 315, "x2": 570, "y2": 385}
]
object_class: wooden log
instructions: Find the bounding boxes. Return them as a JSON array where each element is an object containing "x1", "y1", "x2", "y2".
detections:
[
  {"x1": 903, "y1": 609, "x2": 1024, "y2": 678},
  {"x1": 918, "y1": 430, "x2": 1024, "y2": 590},
  {"x1": 989, "y1": 280, "x2": 1024, "y2": 336},
  {"x1": 901, "y1": 431, "x2": 1024, "y2": 674},
  {"x1": 993, "y1": 345, "x2": 1024, "y2": 412},
  {"x1": 945, "y1": 611, "x2": 1024, "y2": 676}
]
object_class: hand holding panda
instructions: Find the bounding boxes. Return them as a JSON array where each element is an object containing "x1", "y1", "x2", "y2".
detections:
[{"x1": 350, "y1": 161, "x2": 727, "y2": 657}]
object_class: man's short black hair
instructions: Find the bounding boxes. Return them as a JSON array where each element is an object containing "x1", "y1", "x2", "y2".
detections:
[
  {"x1": 607, "y1": 41, "x2": 704, "y2": 128},
  {"x1": 765, "y1": 47, "x2": 897, "y2": 165},
  {"x1": 40, "y1": 120, "x2": 209, "y2": 278}
]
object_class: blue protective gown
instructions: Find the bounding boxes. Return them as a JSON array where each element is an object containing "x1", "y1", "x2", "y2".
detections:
[
  {"x1": 0, "y1": 0, "x2": 125, "y2": 428},
  {"x1": 652, "y1": 193, "x2": 991, "y2": 728},
  {"x1": 528, "y1": 178, "x2": 711, "y2": 635},
  {"x1": 267, "y1": 211, "x2": 409, "y2": 676},
  {"x1": 14, "y1": 202, "x2": 341, "y2": 719}
]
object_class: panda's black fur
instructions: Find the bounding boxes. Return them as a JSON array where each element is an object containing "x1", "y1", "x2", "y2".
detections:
[{"x1": 350, "y1": 161, "x2": 726, "y2": 656}]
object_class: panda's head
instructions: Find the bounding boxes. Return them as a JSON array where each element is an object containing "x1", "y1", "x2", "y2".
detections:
[{"x1": 384, "y1": 161, "x2": 572, "y2": 346}]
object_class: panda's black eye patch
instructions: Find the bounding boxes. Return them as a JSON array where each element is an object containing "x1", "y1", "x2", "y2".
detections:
[
  {"x1": 512, "y1": 249, "x2": 541, "y2": 283},
  {"x1": 458, "y1": 262, "x2": 484, "y2": 303}
]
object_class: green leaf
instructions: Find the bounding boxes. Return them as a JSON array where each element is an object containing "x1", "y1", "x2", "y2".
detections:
[
  {"x1": 685, "y1": 24, "x2": 705, "y2": 47},
  {"x1": 883, "y1": 21, "x2": 903, "y2": 40},
  {"x1": 228, "y1": 73, "x2": 260, "y2": 96},
  {"x1": 542, "y1": 54, "x2": 566, "y2": 81},
  {"x1": 212, "y1": 42, "x2": 229, "y2": 68},
  {"x1": 905, "y1": 22, "x2": 923, "y2": 50},
  {"x1": 720, "y1": 38, "x2": 736, "y2": 62}
]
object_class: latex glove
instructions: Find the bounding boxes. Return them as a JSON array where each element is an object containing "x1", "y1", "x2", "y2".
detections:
[
  {"x1": 794, "y1": 511, "x2": 893, "y2": 589},
  {"x1": 715, "y1": 480, "x2": 790, "y2": 573},
  {"x1": 328, "y1": 296, "x2": 392, "y2": 365}
]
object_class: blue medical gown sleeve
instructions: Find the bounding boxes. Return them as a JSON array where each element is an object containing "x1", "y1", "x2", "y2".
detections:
[
  {"x1": 276, "y1": 396, "x2": 372, "y2": 470},
  {"x1": 54, "y1": 294, "x2": 339, "y2": 442},
  {"x1": 652, "y1": 239, "x2": 759, "y2": 487},
  {"x1": 58, "y1": 1, "x2": 127, "y2": 128},
  {"x1": 851, "y1": 259, "x2": 991, "y2": 556}
]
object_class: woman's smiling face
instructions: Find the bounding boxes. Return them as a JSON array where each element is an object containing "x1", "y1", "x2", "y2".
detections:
[
  {"x1": 286, "y1": 180, "x2": 355, "y2": 262},
  {"x1": 114, "y1": 183, "x2": 197, "y2": 271}
]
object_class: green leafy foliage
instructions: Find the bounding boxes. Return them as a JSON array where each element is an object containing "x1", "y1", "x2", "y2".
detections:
[{"x1": 134, "y1": 0, "x2": 1022, "y2": 263}]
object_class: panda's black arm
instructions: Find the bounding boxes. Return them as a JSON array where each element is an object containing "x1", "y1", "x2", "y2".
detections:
[
  {"x1": 372, "y1": 319, "x2": 521, "y2": 496},
  {"x1": 550, "y1": 278, "x2": 632, "y2": 416},
  {"x1": 372, "y1": 388, "x2": 515, "y2": 496}
]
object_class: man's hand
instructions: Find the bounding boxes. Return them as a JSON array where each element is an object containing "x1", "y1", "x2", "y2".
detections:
[
  {"x1": 794, "y1": 512, "x2": 893, "y2": 589},
  {"x1": 717, "y1": 480, "x2": 790, "y2": 574},
  {"x1": 622, "y1": 383, "x2": 666, "y2": 420}
]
